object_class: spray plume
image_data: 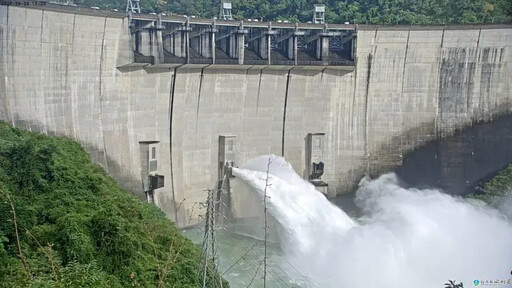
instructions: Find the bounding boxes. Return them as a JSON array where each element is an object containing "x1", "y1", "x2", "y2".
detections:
[{"x1": 233, "y1": 155, "x2": 512, "y2": 288}]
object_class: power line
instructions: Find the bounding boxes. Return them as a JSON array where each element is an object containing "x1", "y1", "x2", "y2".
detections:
[
  {"x1": 221, "y1": 242, "x2": 259, "y2": 276},
  {"x1": 246, "y1": 260, "x2": 263, "y2": 288},
  {"x1": 199, "y1": 189, "x2": 223, "y2": 288},
  {"x1": 203, "y1": 156, "x2": 319, "y2": 288}
]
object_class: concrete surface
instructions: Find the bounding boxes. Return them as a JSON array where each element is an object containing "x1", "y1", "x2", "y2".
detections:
[{"x1": 1, "y1": 5, "x2": 511, "y2": 226}]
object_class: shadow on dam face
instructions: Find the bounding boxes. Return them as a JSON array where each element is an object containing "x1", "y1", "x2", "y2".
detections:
[{"x1": 394, "y1": 114, "x2": 512, "y2": 196}]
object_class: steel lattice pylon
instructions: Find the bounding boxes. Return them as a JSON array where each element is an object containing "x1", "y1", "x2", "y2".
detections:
[
  {"x1": 199, "y1": 189, "x2": 224, "y2": 288},
  {"x1": 220, "y1": 0, "x2": 233, "y2": 20},
  {"x1": 126, "y1": 0, "x2": 141, "y2": 13}
]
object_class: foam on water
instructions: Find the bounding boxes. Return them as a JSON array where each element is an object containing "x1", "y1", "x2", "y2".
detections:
[{"x1": 233, "y1": 155, "x2": 512, "y2": 288}]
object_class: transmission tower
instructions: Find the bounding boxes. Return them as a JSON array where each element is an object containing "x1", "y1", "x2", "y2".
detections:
[
  {"x1": 313, "y1": 4, "x2": 326, "y2": 24},
  {"x1": 126, "y1": 0, "x2": 141, "y2": 13},
  {"x1": 199, "y1": 189, "x2": 224, "y2": 288},
  {"x1": 219, "y1": 0, "x2": 233, "y2": 20}
]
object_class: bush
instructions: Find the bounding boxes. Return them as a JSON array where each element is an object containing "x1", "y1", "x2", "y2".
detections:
[
  {"x1": 0, "y1": 121, "x2": 227, "y2": 287},
  {"x1": 466, "y1": 163, "x2": 512, "y2": 205}
]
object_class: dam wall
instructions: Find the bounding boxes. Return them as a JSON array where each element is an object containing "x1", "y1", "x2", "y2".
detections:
[{"x1": 1, "y1": 5, "x2": 511, "y2": 226}]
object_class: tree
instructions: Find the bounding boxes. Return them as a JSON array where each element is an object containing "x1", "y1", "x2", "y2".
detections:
[{"x1": 75, "y1": 0, "x2": 512, "y2": 24}]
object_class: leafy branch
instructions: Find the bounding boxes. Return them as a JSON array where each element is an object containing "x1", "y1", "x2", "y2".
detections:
[{"x1": 0, "y1": 189, "x2": 32, "y2": 280}]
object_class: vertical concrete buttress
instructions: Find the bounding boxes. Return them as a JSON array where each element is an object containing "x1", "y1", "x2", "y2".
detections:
[{"x1": 237, "y1": 33, "x2": 245, "y2": 64}]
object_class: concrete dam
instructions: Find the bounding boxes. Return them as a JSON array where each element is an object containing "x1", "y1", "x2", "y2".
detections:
[{"x1": 1, "y1": 4, "x2": 511, "y2": 227}]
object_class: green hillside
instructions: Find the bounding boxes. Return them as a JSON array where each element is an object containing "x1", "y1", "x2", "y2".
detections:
[
  {"x1": 468, "y1": 164, "x2": 512, "y2": 204},
  {"x1": 0, "y1": 122, "x2": 225, "y2": 287},
  {"x1": 74, "y1": 0, "x2": 512, "y2": 24}
]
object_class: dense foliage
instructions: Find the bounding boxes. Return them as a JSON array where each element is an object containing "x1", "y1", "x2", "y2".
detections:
[
  {"x1": 467, "y1": 164, "x2": 512, "y2": 205},
  {"x1": 482, "y1": 164, "x2": 512, "y2": 195},
  {"x1": 168, "y1": 0, "x2": 512, "y2": 24},
  {"x1": 78, "y1": 0, "x2": 512, "y2": 24},
  {"x1": 0, "y1": 122, "x2": 225, "y2": 287}
]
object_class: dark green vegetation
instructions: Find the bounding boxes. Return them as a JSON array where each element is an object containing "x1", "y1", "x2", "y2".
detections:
[
  {"x1": 0, "y1": 122, "x2": 226, "y2": 287},
  {"x1": 482, "y1": 164, "x2": 512, "y2": 195},
  {"x1": 468, "y1": 163, "x2": 512, "y2": 204},
  {"x1": 76, "y1": 0, "x2": 512, "y2": 24}
]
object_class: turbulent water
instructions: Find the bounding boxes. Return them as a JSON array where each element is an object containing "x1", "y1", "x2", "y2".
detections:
[{"x1": 233, "y1": 155, "x2": 512, "y2": 288}]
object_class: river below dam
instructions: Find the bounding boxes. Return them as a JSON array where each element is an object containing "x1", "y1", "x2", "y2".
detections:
[
  {"x1": 183, "y1": 155, "x2": 512, "y2": 288},
  {"x1": 182, "y1": 228, "x2": 313, "y2": 287}
]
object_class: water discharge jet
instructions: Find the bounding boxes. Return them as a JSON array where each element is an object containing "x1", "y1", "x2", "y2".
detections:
[{"x1": 233, "y1": 155, "x2": 512, "y2": 288}]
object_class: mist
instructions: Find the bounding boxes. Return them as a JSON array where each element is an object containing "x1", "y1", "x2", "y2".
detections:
[{"x1": 233, "y1": 155, "x2": 512, "y2": 288}]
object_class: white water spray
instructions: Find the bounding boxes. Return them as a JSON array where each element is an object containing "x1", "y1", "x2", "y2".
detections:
[{"x1": 233, "y1": 155, "x2": 512, "y2": 288}]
